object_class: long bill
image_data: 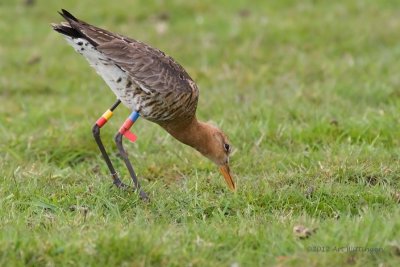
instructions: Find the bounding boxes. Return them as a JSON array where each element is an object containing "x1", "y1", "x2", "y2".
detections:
[{"x1": 219, "y1": 164, "x2": 236, "y2": 191}]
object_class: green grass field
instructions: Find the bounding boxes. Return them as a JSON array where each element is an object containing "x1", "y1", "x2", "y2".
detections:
[{"x1": 1, "y1": 0, "x2": 400, "y2": 266}]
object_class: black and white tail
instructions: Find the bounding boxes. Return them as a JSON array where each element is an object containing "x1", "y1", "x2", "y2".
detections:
[{"x1": 52, "y1": 9, "x2": 137, "y2": 109}]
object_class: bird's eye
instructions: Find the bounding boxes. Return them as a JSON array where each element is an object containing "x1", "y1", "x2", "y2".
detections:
[{"x1": 224, "y1": 143, "x2": 230, "y2": 152}]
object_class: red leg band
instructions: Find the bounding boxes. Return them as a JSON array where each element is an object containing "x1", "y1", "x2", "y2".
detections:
[
  {"x1": 96, "y1": 117, "x2": 107, "y2": 127},
  {"x1": 119, "y1": 119, "x2": 134, "y2": 134},
  {"x1": 123, "y1": 131, "x2": 137, "y2": 142},
  {"x1": 118, "y1": 119, "x2": 137, "y2": 142}
]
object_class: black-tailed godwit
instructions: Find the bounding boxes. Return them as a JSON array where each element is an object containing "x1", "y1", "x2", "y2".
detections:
[{"x1": 52, "y1": 9, "x2": 235, "y2": 199}]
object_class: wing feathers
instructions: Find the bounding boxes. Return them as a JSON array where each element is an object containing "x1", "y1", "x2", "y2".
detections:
[{"x1": 53, "y1": 9, "x2": 198, "y2": 94}]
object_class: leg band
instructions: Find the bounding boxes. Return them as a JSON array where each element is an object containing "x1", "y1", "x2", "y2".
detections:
[
  {"x1": 118, "y1": 111, "x2": 140, "y2": 142},
  {"x1": 96, "y1": 109, "x2": 114, "y2": 128}
]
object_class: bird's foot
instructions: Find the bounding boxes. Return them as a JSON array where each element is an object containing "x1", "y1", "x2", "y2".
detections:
[
  {"x1": 138, "y1": 190, "x2": 149, "y2": 202},
  {"x1": 112, "y1": 176, "x2": 149, "y2": 201},
  {"x1": 112, "y1": 178, "x2": 131, "y2": 190}
]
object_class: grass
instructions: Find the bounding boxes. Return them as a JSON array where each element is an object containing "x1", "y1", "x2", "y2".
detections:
[{"x1": 1, "y1": 0, "x2": 400, "y2": 266}]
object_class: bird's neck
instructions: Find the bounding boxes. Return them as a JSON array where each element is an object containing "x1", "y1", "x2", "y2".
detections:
[{"x1": 160, "y1": 117, "x2": 209, "y2": 152}]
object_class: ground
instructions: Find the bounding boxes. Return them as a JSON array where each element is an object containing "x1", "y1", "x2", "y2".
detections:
[{"x1": 0, "y1": 0, "x2": 399, "y2": 266}]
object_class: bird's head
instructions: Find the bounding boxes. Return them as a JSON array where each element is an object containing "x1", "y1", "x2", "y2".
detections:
[
  {"x1": 195, "y1": 122, "x2": 235, "y2": 191},
  {"x1": 162, "y1": 119, "x2": 236, "y2": 191}
]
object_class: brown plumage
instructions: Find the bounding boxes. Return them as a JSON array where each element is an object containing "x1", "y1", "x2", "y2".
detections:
[{"x1": 52, "y1": 9, "x2": 235, "y2": 193}]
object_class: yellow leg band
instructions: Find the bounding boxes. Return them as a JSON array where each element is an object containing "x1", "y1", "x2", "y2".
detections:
[{"x1": 102, "y1": 110, "x2": 113, "y2": 120}]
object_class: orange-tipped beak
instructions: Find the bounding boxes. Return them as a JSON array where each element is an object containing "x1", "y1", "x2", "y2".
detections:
[{"x1": 219, "y1": 164, "x2": 236, "y2": 191}]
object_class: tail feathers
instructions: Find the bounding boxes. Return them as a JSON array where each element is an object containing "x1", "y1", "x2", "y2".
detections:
[
  {"x1": 52, "y1": 9, "x2": 98, "y2": 46},
  {"x1": 58, "y1": 9, "x2": 79, "y2": 23},
  {"x1": 52, "y1": 9, "x2": 82, "y2": 38},
  {"x1": 52, "y1": 23, "x2": 81, "y2": 39}
]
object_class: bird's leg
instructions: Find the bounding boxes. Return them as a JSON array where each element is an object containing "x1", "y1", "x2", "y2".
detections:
[
  {"x1": 114, "y1": 111, "x2": 148, "y2": 200},
  {"x1": 92, "y1": 99, "x2": 129, "y2": 189}
]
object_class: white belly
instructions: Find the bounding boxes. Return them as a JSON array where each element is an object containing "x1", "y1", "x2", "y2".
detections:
[{"x1": 64, "y1": 37, "x2": 139, "y2": 109}]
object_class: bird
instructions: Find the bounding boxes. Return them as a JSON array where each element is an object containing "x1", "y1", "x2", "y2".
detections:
[{"x1": 52, "y1": 9, "x2": 235, "y2": 199}]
